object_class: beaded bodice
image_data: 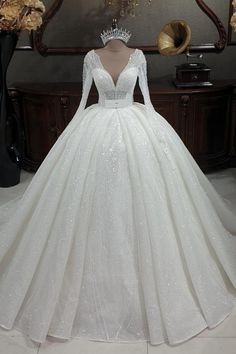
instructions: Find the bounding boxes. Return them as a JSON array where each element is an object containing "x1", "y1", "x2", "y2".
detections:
[{"x1": 76, "y1": 48, "x2": 155, "y2": 114}]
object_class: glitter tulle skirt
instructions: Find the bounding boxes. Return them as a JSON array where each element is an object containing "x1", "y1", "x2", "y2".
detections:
[{"x1": 0, "y1": 102, "x2": 236, "y2": 346}]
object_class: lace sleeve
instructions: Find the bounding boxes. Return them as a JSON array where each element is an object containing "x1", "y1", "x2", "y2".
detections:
[
  {"x1": 138, "y1": 51, "x2": 155, "y2": 114},
  {"x1": 75, "y1": 52, "x2": 93, "y2": 115}
]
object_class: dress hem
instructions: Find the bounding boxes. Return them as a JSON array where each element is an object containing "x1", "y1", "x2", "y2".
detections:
[{"x1": 0, "y1": 303, "x2": 235, "y2": 347}]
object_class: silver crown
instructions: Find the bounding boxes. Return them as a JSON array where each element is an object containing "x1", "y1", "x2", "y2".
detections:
[{"x1": 100, "y1": 27, "x2": 132, "y2": 45}]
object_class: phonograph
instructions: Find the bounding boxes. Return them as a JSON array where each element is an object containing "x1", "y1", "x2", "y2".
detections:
[{"x1": 156, "y1": 20, "x2": 212, "y2": 87}]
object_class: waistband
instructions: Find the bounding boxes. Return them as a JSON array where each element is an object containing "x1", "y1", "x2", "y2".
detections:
[{"x1": 100, "y1": 98, "x2": 133, "y2": 108}]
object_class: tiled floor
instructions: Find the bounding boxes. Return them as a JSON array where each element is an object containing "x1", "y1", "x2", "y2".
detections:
[{"x1": 0, "y1": 168, "x2": 236, "y2": 354}]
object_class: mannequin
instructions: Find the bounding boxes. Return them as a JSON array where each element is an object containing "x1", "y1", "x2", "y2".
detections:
[{"x1": 94, "y1": 39, "x2": 136, "y2": 86}]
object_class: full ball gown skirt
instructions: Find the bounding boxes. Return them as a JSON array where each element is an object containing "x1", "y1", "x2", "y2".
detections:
[{"x1": 0, "y1": 48, "x2": 236, "y2": 346}]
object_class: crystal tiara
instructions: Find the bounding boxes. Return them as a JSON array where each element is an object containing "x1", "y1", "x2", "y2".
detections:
[{"x1": 100, "y1": 27, "x2": 132, "y2": 45}]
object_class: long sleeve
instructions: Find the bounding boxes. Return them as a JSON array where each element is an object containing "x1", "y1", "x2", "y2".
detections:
[
  {"x1": 75, "y1": 52, "x2": 93, "y2": 116},
  {"x1": 138, "y1": 52, "x2": 156, "y2": 114}
]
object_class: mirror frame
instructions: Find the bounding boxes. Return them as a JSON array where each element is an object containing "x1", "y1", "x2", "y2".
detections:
[{"x1": 34, "y1": 0, "x2": 227, "y2": 56}]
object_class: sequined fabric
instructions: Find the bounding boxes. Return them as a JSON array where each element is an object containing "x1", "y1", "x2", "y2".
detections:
[{"x1": 0, "y1": 49, "x2": 236, "y2": 346}]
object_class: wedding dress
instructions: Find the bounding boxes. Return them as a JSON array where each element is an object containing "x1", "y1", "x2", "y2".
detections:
[{"x1": 1, "y1": 48, "x2": 236, "y2": 346}]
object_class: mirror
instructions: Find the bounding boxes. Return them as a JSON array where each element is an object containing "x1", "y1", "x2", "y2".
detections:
[{"x1": 35, "y1": 0, "x2": 227, "y2": 55}]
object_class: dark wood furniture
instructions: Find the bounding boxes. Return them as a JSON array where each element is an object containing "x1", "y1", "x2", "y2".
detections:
[{"x1": 9, "y1": 76, "x2": 236, "y2": 173}]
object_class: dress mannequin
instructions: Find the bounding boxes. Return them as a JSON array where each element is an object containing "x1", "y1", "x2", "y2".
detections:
[
  {"x1": 1, "y1": 21, "x2": 236, "y2": 348},
  {"x1": 94, "y1": 39, "x2": 136, "y2": 85}
]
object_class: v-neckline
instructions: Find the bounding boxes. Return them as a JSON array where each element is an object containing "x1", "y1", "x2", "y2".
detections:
[{"x1": 93, "y1": 48, "x2": 138, "y2": 89}]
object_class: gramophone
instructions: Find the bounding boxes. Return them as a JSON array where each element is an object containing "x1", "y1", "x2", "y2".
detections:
[{"x1": 156, "y1": 20, "x2": 212, "y2": 88}]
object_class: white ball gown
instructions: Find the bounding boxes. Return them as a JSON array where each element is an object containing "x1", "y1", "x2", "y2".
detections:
[{"x1": 0, "y1": 48, "x2": 236, "y2": 347}]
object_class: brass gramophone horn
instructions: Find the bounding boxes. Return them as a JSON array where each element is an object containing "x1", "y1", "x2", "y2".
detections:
[{"x1": 156, "y1": 20, "x2": 191, "y2": 56}]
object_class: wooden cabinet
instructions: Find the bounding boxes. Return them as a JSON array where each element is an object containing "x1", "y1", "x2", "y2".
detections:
[
  {"x1": 147, "y1": 82, "x2": 233, "y2": 171},
  {"x1": 9, "y1": 76, "x2": 236, "y2": 173}
]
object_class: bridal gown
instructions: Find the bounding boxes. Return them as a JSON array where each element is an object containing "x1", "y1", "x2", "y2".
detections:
[{"x1": 1, "y1": 48, "x2": 236, "y2": 346}]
